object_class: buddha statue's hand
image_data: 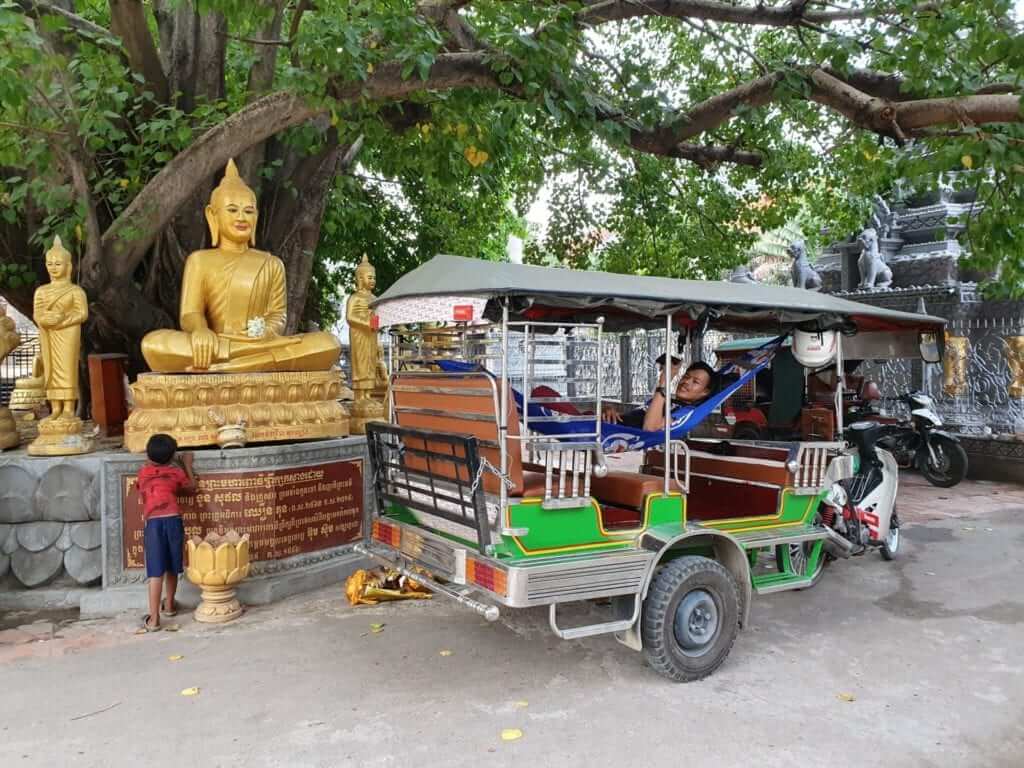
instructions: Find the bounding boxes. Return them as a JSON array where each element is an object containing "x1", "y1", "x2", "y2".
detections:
[
  {"x1": 38, "y1": 310, "x2": 63, "y2": 329},
  {"x1": 190, "y1": 327, "x2": 219, "y2": 370}
]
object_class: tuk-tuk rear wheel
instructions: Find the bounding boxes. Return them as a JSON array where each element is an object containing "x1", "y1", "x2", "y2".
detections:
[{"x1": 641, "y1": 556, "x2": 740, "y2": 682}]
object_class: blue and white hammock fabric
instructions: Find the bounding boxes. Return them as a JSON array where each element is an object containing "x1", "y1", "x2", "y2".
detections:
[{"x1": 437, "y1": 335, "x2": 785, "y2": 453}]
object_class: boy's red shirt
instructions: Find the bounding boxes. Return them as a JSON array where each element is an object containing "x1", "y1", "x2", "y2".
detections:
[{"x1": 137, "y1": 463, "x2": 191, "y2": 521}]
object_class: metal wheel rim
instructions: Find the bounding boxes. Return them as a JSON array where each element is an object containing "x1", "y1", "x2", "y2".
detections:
[
  {"x1": 673, "y1": 589, "x2": 721, "y2": 657},
  {"x1": 885, "y1": 523, "x2": 900, "y2": 553},
  {"x1": 788, "y1": 543, "x2": 807, "y2": 574}
]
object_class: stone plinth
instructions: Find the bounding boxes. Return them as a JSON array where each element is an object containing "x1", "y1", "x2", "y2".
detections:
[
  {"x1": 0, "y1": 456, "x2": 103, "y2": 589},
  {"x1": 94, "y1": 437, "x2": 372, "y2": 614},
  {"x1": 124, "y1": 370, "x2": 350, "y2": 453}
]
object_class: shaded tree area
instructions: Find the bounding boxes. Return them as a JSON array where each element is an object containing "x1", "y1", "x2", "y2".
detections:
[{"x1": 0, "y1": 0, "x2": 1022, "y2": 378}]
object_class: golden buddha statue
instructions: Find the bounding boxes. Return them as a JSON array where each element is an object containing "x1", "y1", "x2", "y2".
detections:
[
  {"x1": 27, "y1": 237, "x2": 94, "y2": 456},
  {"x1": 141, "y1": 160, "x2": 341, "y2": 373},
  {"x1": 124, "y1": 161, "x2": 349, "y2": 452},
  {"x1": 0, "y1": 301, "x2": 22, "y2": 449},
  {"x1": 346, "y1": 255, "x2": 386, "y2": 434}
]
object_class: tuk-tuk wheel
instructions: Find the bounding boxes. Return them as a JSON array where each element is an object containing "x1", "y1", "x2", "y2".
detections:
[{"x1": 641, "y1": 556, "x2": 740, "y2": 682}]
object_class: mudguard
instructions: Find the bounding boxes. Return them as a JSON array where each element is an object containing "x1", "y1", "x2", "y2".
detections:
[{"x1": 615, "y1": 523, "x2": 752, "y2": 653}]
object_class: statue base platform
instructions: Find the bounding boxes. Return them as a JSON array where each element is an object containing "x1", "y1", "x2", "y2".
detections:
[
  {"x1": 124, "y1": 370, "x2": 350, "y2": 453},
  {"x1": 8, "y1": 381, "x2": 46, "y2": 412},
  {"x1": 0, "y1": 407, "x2": 19, "y2": 450},
  {"x1": 350, "y1": 397, "x2": 386, "y2": 436},
  {"x1": 27, "y1": 416, "x2": 95, "y2": 456}
]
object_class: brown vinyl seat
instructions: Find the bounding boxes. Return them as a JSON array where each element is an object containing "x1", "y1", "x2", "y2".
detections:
[{"x1": 589, "y1": 471, "x2": 665, "y2": 510}]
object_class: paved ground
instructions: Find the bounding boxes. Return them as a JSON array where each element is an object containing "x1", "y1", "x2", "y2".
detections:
[{"x1": 2, "y1": 474, "x2": 1023, "y2": 768}]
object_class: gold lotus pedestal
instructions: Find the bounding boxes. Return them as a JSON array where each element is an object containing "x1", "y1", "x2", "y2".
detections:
[
  {"x1": 27, "y1": 417, "x2": 94, "y2": 456},
  {"x1": 123, "y1": 370, "x2": 350, "y2": 453},
  {"x1": 185, "y1": 532, "x2": 251, "y2": 624}
]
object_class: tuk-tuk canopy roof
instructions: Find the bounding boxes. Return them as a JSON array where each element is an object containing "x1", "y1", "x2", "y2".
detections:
[{"x1": 373, "y1": 255, "x2": 946, "y2": 334}]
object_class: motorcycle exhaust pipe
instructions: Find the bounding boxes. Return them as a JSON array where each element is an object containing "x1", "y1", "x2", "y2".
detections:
[{"x1": 823, "y1": 526, "x2": 855, "y2": 559}]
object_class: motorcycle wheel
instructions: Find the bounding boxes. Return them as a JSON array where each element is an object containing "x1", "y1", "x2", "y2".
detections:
[
  {"x1": 880, "y1": 512, "x2": 900, "y2": 561},
  {"x1": 919, "y1": 436, "x2": 968, "y2": 488}
]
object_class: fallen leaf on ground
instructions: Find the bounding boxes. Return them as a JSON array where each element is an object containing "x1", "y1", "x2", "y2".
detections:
[
  {"x1": 439, "y1": 649, "x2": 453, "y2": 656},
  {"x1": 180, "y1": 687, "x2": 200, "y2": 697},
  {"x1": 837, "y1": 692, "x2": 856, "y2": 702},
  {"x1": 501, "y1": 728, "x2": 523, "y2": 741},
  {"x1": 370, "y1": 623, "x2": 385, "y2": 633},
  {"x1": 168, "y1": 655, "x2": 184, "y2": 662},
  {"x1": 513, "y1": 700, "x2": 529, "y2": 708}
]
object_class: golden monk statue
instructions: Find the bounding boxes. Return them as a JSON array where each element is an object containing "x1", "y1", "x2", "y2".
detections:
[
  {"x1": 141, "y1": 160, "x2": 340, "y2": 373},
  {"x1": 35, "y1": 237, "x2": 88, "y2": 420},
  {"x1": 346, "y1": 255, "x2": 386, "y2": 433},
  {"x1": 28, "y1": 237, "x2": 93, "y2": 455}
]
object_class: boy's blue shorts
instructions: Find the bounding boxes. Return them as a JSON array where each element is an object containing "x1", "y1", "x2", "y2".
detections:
[{"x1": 144, "y1": 516, "x2": 185, "y2": 578}]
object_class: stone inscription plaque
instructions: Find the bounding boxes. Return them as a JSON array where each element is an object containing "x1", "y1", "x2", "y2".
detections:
[{"x1": 122, "y1": 459, "x2": 363, "y2": 569}]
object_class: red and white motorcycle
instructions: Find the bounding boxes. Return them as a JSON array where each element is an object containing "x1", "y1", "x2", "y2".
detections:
[{"x1": 821, "y1": 421, "x2": 901, "y2": 561}]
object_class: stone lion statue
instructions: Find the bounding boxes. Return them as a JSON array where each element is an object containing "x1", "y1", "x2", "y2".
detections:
[
  {"x1": 857, "y1": 227, "x2": 893, "y2": 290},
  {"x1": 789, "y1": 239, "x2": 822, "y2": 291}
]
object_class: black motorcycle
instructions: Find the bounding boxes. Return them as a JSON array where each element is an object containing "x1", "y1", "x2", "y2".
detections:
[{"x1": 859, "y1": 392, "x2": 968, "y2": 488}]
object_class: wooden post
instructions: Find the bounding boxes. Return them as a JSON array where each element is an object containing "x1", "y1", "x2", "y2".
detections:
[{"x1": 87, "y1": 353, "x2": 129, "y2": 437}]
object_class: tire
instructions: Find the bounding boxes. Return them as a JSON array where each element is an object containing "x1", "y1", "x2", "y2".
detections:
[
  {"x1": 919, "y1": 436, "x2": 968, "y2": 488},
  {"x1": 880, "y1": 511, "x2": 900, "y2": 561},
  {"x1": 732, "y1": 423, "x2": 762, "y2": 441},
  {"x1": 773, "y1": 540, "x2": 826, "y2": 588},
  {"x1": 641, "y1": 556, "x2": 740, "y2": 682}
]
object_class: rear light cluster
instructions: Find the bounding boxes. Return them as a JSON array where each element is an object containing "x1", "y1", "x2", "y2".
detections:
[
  {"x1": 466, "y1": 558, "x2": 507, "y2": 596},
  {"x1": 372, "y1": 519, "x2": 401, "y2": 548}
]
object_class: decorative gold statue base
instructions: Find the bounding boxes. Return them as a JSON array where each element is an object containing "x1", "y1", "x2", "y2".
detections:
[
  {"x1": 350, "y1": 397, "x2": 386, "y2": 436},
  {"x1": 27, "y1": 416, "x2": 95, "y2": 456},
  {"x1": 9, "y1": 356, "x2": 46, "y2": 412},
  {"x1": 124, "y1": 370, "x2": 350, "y2": 453},
  {"x1": 0, "y1": 408, "x2": 18, "y2": 450}
]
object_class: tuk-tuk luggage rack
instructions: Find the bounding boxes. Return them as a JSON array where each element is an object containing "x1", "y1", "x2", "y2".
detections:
[{"x1": 365, "y1": 422, "x2": 493, "y2": 553}]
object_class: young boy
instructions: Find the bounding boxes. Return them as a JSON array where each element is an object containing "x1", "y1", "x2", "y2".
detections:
[{"x1": 136, "y1": 434, "x2": 197, "y2": 631}]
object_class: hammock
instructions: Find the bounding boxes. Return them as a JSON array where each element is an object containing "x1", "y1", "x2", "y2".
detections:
[{"x1": 437, "y1": 335, "x2": 785, "y2": 452}]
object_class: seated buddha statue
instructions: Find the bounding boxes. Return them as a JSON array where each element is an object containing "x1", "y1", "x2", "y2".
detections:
[{"x1": 141, "y1": 160, "x2": 341, "y2": 373}]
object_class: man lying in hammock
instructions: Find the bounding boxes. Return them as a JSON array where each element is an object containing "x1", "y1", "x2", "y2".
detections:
[{"x1": 601, "y1": 360, "x2": 719, "y2": 432}]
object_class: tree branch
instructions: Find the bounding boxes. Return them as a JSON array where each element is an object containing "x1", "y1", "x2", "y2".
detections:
[
  {"x1": 108, "y1": 0, "x2": 170, "y2": 103},
  {"x1": 101, "y1": 92, "x2": 321, "y2": 278},
  {"x1": 575, "y1": 0, "x2": 940, "y2": 29},
  {"x1": 12, "y1": 0, "x2": 121, "y2": 53}
]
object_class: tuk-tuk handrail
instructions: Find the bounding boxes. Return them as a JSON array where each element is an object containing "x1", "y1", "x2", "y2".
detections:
[{"x1": 670, "y1": 440, "x2": 692, "y2": 495}]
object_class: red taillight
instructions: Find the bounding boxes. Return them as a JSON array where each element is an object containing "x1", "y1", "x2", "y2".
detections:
[
  {"x1": 372, "y1": 520, "x2": 401, "y2": 548},
  {"x1": 466, "y1": 559, "x2": 507, "y2": 596}
]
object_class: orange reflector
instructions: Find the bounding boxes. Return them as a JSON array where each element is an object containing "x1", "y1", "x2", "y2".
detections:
[
  {"x1": 372, "y1": 520, "x2": 401, "y2": 548},
  {"x1": 466, "y1": 559, "x2": 507, "y2": 596}
]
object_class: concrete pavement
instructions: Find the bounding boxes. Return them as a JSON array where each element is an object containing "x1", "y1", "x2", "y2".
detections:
[{"x1": 1, "y1": 474, "x2": 1022, "y2": 768}]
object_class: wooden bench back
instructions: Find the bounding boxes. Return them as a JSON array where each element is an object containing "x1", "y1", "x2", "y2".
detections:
[{"x1": 390, "y1": 372, "x2": 525, "y2": 495}]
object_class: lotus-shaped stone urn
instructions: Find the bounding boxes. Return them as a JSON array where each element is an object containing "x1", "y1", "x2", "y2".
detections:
[{"x1": 185, "y1": 529, "x2": 251, "y2": 623}]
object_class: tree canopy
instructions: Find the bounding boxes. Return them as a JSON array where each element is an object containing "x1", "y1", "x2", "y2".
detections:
[{"x1": 1, "y1": 1, "x2": 1022, "y2": 368}]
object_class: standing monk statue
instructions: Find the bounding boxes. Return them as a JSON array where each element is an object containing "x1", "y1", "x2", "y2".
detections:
[
  {"x1": 28, "y1": 237, "x2": 93, "y2": 455},
  {"x1": 141, "y1": 160, "x2": 341, "y2": 373},
  {"x1": 346, "y1": 255, "x2": 386, "y2": 432},
  {"x1": 35, "y1": 236, "x2": 88, "y2": 421}
]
